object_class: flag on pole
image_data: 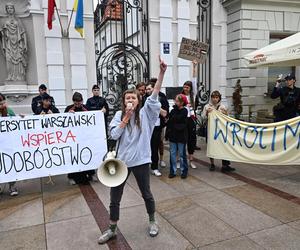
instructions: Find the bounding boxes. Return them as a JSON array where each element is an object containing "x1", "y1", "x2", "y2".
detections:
[
  {"x1": 47, "y1": 0, "x2": 56, "y2": 30},
  {"x1": 73, "y1": 0, "x2": 84, "y2": 37}
]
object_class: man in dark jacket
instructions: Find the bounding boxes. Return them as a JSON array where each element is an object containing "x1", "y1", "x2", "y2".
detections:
[
  {"x1": 145, "y1": 81, "x2": 169, "y2": 176},
  {"x1": 86, "y1": 85, "x2": 109, "y2": 118},
  {"x1": 65, "y1": 92, "x2": 95, "y2": 185},
  {"x1": 31, "y1": 84, "x2": 55, "y2": 115},
  {"x1": 35, "y1": 93, "x2": 59, "y2": 114},
  {"x1": 271, "y1": 73, "x2": 300, "y2": 122}
]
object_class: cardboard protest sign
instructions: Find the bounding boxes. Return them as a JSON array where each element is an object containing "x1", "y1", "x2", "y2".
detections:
[
  {"x1": 178, "y1": 37, "x2": 209, "y2": 64},
  {"x1": 207, "y1": 110, "x2": 300, "y2": 165},
  {"x1": 0, "y1": 111, "x2": 107, "y2": 183}
]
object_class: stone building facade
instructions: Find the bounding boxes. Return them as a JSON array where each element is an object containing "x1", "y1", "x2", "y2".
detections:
[
  {"x1": 0, "y1": 0, "x2": 96, "y2": 114},
  {"x1": 140, "y1": 0, "x2": 300, "y2": 118},
  {"x1": 222, "y1": 0, "x2": 300, "y2": 117}
]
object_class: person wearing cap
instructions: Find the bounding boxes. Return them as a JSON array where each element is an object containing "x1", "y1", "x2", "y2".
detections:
[
  {"x1": 86, "y1": 85, "x2": 109, "y2": 117},
  {"x1": 31, "y1": 84, "x2": 55, "y2": 115},
  {"x1": 271, "y1": 73, "x2": 300, "y2": 122},
  {"x1": 35, "y1": 93, "x2": 60, "y2": 115},
  {"x1": 166, "y1": 94, "x2": 189, "y2": 179}
]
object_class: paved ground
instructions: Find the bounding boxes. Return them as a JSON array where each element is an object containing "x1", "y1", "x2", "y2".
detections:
[{"x1": 1, "y1": 139, "x2": 300, "y2": 250}]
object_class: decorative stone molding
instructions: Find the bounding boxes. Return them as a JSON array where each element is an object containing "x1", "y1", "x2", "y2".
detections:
[
  {"x1": 6, "y1": 94, "x2": 27, "y2": 103},
  {"x1": 222, "y1": 0, "x2": 300, "y2": 8}
]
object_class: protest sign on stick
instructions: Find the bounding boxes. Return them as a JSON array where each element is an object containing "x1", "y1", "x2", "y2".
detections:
[
  {"x1": 178, "y1": 37, "x2": 209, "y2": 64},
  {"x1": 0, "y1": 111, "x2": 107, "y2": 183}
]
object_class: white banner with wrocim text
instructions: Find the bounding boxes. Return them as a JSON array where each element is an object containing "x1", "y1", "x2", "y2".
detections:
[
  {"x1": 207, "y1": 110, "x2": 300, "y2": 165},
  {"x1": 0, "y1": 111, "x2": 107, "y2": 183}
]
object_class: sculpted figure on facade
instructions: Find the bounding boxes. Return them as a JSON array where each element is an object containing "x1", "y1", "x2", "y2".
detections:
[{"x1": 0, "y1": 3, "x2": 27, "y2": 82}]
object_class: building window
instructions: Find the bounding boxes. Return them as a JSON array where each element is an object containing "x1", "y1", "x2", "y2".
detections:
[{"x1": 267, "y1": 34, "x2": 295, "y2": 95}]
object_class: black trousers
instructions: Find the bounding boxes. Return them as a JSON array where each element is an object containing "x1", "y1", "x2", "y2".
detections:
[
  {"x1": 150, "y1": 126, "x2": 162, "y2": 170},
  {"x1": 68, "y1": 170, "x2": 95, "y2": 184},
  {"x1": 110, "y1": 164, "x2": 155, "y2": 221},
  {"x1": 222, "y1": 160, "x2": 231, "y2": 166},
  {"x1": 187, "y1": 118, "x2": 197, "y2": 155}
]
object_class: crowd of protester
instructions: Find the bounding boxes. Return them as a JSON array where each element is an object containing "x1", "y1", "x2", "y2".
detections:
[{"x1": 1, "y1": 62, "x2": 299, "y2": 198}]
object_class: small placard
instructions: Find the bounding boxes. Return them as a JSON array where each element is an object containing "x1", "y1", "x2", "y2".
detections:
[{"x1": 178, "y1": 37, "x2": 209, "y2": 64}]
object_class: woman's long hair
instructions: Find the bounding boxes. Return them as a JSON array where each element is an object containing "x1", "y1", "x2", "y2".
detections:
[
  {"x1": 121, "y1": 89, "x2": 141, "y2": 129},
  {"x1": 182, "y1": 81, "x2": 195, "y2": 108},
  {"x1": 0, "y1": 93, "x2": 8, "y2": 117}
]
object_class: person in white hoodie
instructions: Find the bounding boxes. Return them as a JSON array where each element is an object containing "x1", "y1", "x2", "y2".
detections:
[
  {"x1": 98, "y1": 56, "x2": 167, "y2": 244},
  {"x1": 202, "y1": 90, "x2": 236, "y2": 173}
]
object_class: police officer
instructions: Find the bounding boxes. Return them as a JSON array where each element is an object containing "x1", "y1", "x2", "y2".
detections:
[
  {"x1": 86, "y1": 85, "x2": 109, "y2": 117},
  {"x1": 271, "y1": 73, "x2": 300, "y2": 122}
]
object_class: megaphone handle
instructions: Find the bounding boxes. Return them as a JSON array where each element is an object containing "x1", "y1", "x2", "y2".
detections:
[{"x1": 102, "y1": 151, "x2": 108, "y2": 161}]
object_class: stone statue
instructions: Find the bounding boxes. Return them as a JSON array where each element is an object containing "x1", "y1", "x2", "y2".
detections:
[{"x1": 0, "y1": 3, "x2": 27, "y2": 82}]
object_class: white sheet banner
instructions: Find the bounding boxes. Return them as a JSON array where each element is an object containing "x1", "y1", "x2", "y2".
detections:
[
  {"x1": 0, "y1": 111, "x2": 107, "y2": 183},
  {"x1": 207, "y1": 110, "x2": 300, "y2": 165}
]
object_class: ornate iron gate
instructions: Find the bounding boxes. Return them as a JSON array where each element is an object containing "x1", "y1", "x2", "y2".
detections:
[
  {"x1": 196, "y1": 0, "x2": 211, "y2": 108},
  {"x1": 94, "y1": 0, "x2": 149, "y2": 119}
]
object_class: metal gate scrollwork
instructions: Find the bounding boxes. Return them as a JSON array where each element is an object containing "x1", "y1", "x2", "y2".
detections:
[
  {"x1": 196, "y1": 0, "x2": 211, "y2": 110},
  {"x1": 94, "y1": 0, "x2": 149, "y2": 120}
]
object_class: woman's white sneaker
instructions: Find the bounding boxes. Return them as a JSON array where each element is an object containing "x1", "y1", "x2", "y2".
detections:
[
  {"x1": 190, "y1": 161, "x2": 197, "y2": 169},
  {"x1": 149, "y1": 221, "x2": 159, "y2": 237},
  {"x1": 152, "y1": 169, "x2": 162, "y2": 177},
  {"x1": 160, "y1": 160, "x2": 166, "y2": 168},
  {"x1": 98, "y1": 229, "x2": 117, "y2": 244}
]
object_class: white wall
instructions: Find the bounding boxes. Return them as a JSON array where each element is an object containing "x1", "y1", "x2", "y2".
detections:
[
  {"x1": 6, "y1": 0, "x2": 97, "y2": 113},
  {"x1": 149, "y1": 0, "x2": 198, "y2": 91}
]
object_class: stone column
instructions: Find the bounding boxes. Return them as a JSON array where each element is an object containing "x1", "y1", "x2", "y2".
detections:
[
  {"x1": 159, "y1": 0, "x2": 174, "y2": 87},
  {"x1": 177, "y1": 0, "x2": 191, "y2": 85}
]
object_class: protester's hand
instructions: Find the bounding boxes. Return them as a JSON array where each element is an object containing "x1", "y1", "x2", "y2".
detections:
[
  {"x1": 207, "y1": 107, "x2": 213, "y2": 113},
  {"x1": 47, "y1": 110, "x2": 53, "y2": 114},
  {"x1": 219, "y1": 107, "x2": 227, "y2": 115},
  {"x1": 123, "y1": 103, "x2": 134, "y2": 123},
  {"x1": 276, "y1": 74, "x2": 283, "y2": 88},
  {"x1": 277, "y1": 74, "x2": 283, "y2": 82},
  {"x1": 101, "y1": 107, "x2": 106, "y2": 113},
  {"x1": 159, "y1": 56, "x2": 167, "y2": 73},
  {"x1": 160, "y1": 108, "x2": 168, "y2": 118},
  {"x1": 207, "y1": 108, "x2": 214, "y2": 116},
  {"x1": 41, "y1": 111, "x2": 46, "y2": 115},
  {"x1": 19, "y1": 114, "x2": 25, "y2": 118},
  {"x1": 69, "y1": 110, "x2": 75, "y2": 113}
]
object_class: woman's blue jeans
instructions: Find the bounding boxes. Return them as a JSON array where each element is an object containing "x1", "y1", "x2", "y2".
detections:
[{"x1": 169, "y1": 142, "x2": 188, "y2": 176}]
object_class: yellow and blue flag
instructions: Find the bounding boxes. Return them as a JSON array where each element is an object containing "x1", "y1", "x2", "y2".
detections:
[{"x1": 73, "y1": 0, "x2": 84, "y2": 37}]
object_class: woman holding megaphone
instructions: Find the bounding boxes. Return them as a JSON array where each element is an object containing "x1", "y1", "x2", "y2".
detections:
[{"x1": 98, "y1": 56, "x2": 167, "y2": 244}]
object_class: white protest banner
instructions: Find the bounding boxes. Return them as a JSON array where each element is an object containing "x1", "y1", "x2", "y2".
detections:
[
  {"x1": 0, "y1": 111, "x2": 107, "y2": 183},
  {"x1": 178, "y1": 37, "x2": 209, "y2": 64},
  {"x1": 207, "y1": 110, "x2": 300, "y2": 165}
]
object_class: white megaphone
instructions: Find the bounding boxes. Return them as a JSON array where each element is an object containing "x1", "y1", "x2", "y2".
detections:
[{"x1": 97, "y1": 151, "x2": 128, "y2": 187}]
